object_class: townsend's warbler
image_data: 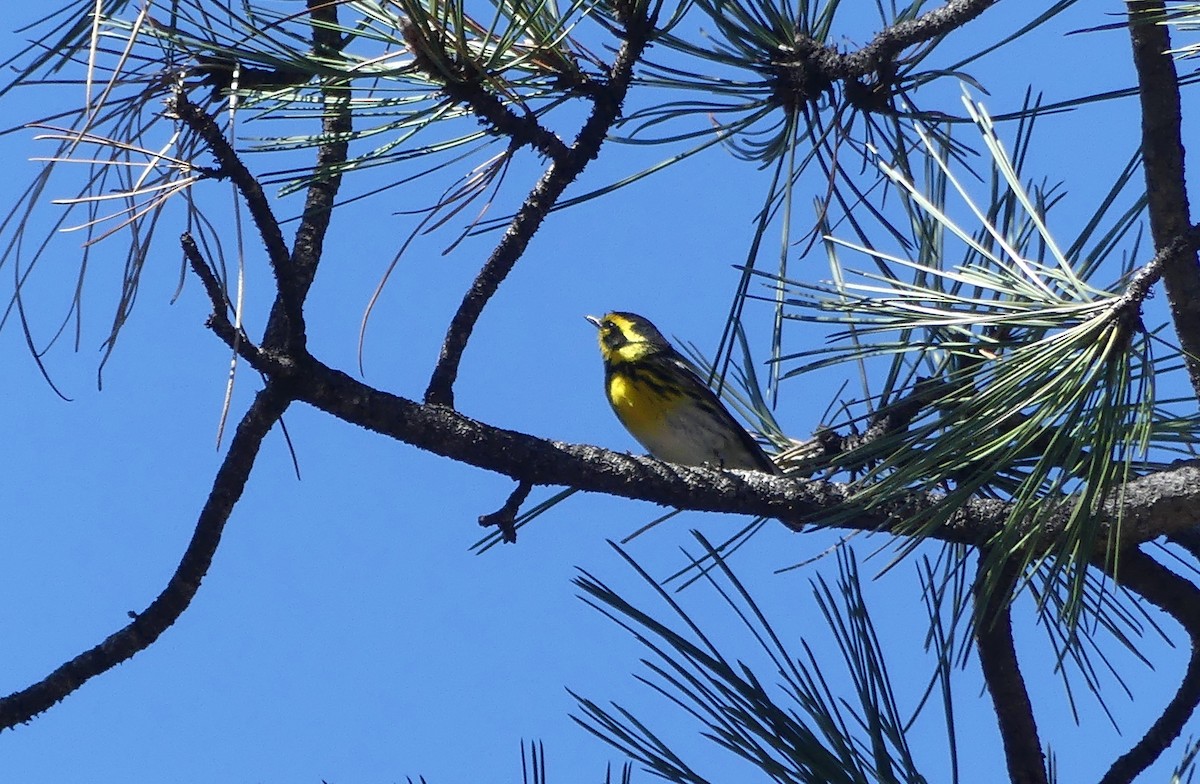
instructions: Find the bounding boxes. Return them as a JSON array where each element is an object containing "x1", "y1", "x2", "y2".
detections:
[{"x1": 587, "y1": 312, "x2": 779, "y2": 474}]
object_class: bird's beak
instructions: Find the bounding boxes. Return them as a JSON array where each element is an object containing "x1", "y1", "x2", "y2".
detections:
[{"x1": 585, "y1": 315, "x2": 602, "y2": 329}]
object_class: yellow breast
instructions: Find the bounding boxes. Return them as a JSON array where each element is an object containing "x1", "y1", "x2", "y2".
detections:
[
  {"x1": 607, "y1": 370, "x2": 709, "y2": 464},
  {"x1": 608, "y1": 372, "x2": 677, "y2": 434}
]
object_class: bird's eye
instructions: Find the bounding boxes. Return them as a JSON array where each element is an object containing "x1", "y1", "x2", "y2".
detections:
[{"x1": 601, "y1": 322, "x2": 626, "y2": 349}]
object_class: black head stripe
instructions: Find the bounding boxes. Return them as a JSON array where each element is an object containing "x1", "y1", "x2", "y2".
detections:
[
  {"x1": 601, "y1": 321, "x2": 627, "y2": 350},
  {"x1": 611, "y1": 312, "x2": 670, "y2": 349}
]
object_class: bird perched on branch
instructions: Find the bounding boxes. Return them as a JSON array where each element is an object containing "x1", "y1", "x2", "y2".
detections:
[{"x1": 587, "y1": 311, "x2": 778, "y2": 474}]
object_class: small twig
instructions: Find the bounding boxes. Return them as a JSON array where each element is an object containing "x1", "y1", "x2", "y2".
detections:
[
  {"x1": 399, "y1": 16, "x2": 571, "y2": 162},
  {"x1": 835, "y1": 377, "x2": 948, "y2": 455},
  {"x1": 1115, "y1": 223, "x2": 1200, "y2": 314},
  {"x1": 181, "y1": 231, "x2": 231, "y2": 317},
  {"x1": 1100, "y1": 548, "x2": 1200, "y2": 783},
  {"x1": 479, "y1": 480, "x2": 534, "y2": 543},
  {"x1": 0, "y1": 385, "x2": 291, "y2": 729},
  {"x1": 776, "y1": 376, "x2": 948, "y2": 475},
  {"x1": 838, "y1": 0, "x2": 998, "y2": 77},
  {"x1": 182, "y1": 229, "x2": 248, "y2": 446},
  {"x1": 168, "y1": 90, "x2": 301, "y2": 335},
  {"x1": 423, "y1": 6, "x2": 658, "y2": 407},
  {"x1": 973, "y1": 553, "x2": 1048, "y2": 784},
  {"x1": 181, "y1": 231, "x2": 268, "y2": 368}
]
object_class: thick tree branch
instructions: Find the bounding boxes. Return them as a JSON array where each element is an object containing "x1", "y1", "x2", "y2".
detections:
[
  {"x1": 423, "y1": 8, "x2": 658, "y2": 407},
  {"x1": 0, "y1": 384, "x2": 290, "y2": 729},
  {"x1": 1100, "y1": 548, "x2": 1200, "y2": 783},
  {"x1": 974, "y1": 556, "x2": 1047, "y2": 784},
  {"x1": 1127, "y1": 1, "x2": 1200, "y2": 397},
  {"x1": 1167, "y1": 527, "x2": 1200, "y2": 564},
  {"x1": 262, "y1": 0, "x2": 354, "y2": 350},
  {"x1": 224, "y1": 347, "x2": 1200, "y2": 549}
]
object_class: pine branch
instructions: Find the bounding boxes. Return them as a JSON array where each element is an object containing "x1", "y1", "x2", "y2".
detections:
[
  {"x1": 1127, "y1": 1, "x2": 1200, "y2": 398},
  {"x1": 423, "y1": 5, "x2": 659, "y2": 407},
  {"x1": 263, "y1": 0, "x2": 354, "y2": 350},
  {"x1": 1100, "y1": 548, "x2": 1200, "y2": 783},
  {"x1": 168, "y1": 91, "x2": 297, "y2": 333},
  {"x1": 400, "y1": 15, "x2": 570, "y2": 163},
  {"x1": 974, "y1": 555, "x2": 1047, "y2": 784},
  {"x1": 803, "y1": 0, "x2": 998, "y2": 79},
  {"x1": 775, "y1": 0, "x2": 999, "y2": 111},
  {"x1": 233, "y1": 346, "x2": 1200, "y2": 550},
  {"x1": 181, "y1": 232, "x2": 264, "y2": 361}
]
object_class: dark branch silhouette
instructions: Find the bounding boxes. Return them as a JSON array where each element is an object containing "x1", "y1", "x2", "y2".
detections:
[
  {"x1": 265, "y1": 0, "x2": 353, "y2": 350},
  {"x1": 838, "y1": 0, "x2": 999, "y2": 76},
  {"x1": 480, "y1": 480, "x2": 534, "y2": 543},
  {"x1": 168, "y1": 93, "x2": 295, "y2": 322},
  {"x1": 1127, "y1": 0, "x2": 1200, "y2": 396},
  {"x1": 290, "y1": 349, "x2": 1200, "y2": 548},
  {"x1": 774, "y1": 0, "x2": 999, "y2": 110},
  {"x1": 400, "y1": 15, "x2": 570, "y2": 163},
  {"x1": 423, "y1": 5, "x2": 659, "y2": 407},
  {"x1": 1100, "y1": 548, "x2": 1200, "y2": 784},
  {"x1": 0, "y1": 2, "x2": 349, "y2": 732},
  {"x1": 975, "y1": 555, "x2": 1047, "y2": 784},
  {"x1": 181, "y1": 232, "x2": 235, "y2": 320}
]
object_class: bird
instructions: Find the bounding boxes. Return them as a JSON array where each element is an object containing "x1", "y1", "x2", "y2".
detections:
[{"x1": 586, "y1": 311, "x2": 778, "y2": 474}]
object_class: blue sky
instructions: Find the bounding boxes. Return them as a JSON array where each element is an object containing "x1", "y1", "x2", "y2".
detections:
[{"x1": 0, "y1": 2, "x2": 1193, "y2": 782}]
